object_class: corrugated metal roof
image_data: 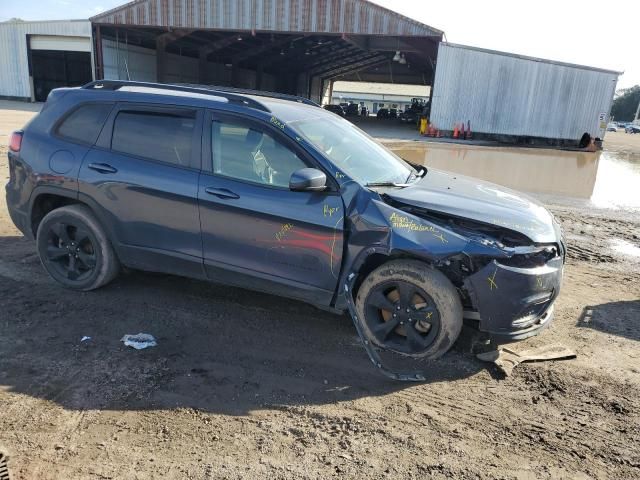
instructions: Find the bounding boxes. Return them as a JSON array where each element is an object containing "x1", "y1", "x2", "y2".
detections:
[
  {"x1": 0, "y1": 20, "x2": 91, "y2": 99},
  {"x1": 443, "y1": 43, "x2": 622, "y2": 76},
  {"x1": 430, "y1": 43, "x2": 619, "y2": 141},
  {"x1": 90, "y1": 0, "x2": 442, "y2": 37}
]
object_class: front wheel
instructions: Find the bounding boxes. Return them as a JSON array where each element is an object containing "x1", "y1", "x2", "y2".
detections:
[
  {"x1": 355, "y1": 260, "x2": 463, "y2": 359},
  {"x1": 36, "y1": 205, "x2": 120, "y2": 291}
]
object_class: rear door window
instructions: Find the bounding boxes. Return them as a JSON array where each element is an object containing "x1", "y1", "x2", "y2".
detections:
[
  {"x1": 56, "y1": 103, "x2": 113, "y2": 145},
  {"x1": 111, "y1": 109, "x2": 197, "y2": 168}
]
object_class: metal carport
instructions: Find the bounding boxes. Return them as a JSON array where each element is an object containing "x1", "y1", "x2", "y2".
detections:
[{"x1": 90, "y1": 0, "x2": 443, "y2": 103}]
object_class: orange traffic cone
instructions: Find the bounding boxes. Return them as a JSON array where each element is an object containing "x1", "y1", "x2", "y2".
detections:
[
  {"x1": 465, "y1": 120, "x2": 472, "y2": 140},
  {"x1": 453, "y1": 124, "x2": 459, "y2": 139}
]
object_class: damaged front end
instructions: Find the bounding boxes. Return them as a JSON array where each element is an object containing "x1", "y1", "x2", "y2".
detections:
[
  {"x1": 390, "y1": 201, "x2": 565, "y2": 341},
  {"x1": 336, "y1": 183, "x2": 565, "y2": 380}
]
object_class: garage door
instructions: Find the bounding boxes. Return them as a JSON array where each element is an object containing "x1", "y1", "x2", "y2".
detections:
[
  {"x1": 30, "y1": 35, "x2": 91, "y2": 52},
  {"x1": 30, "y1": 35, "x2": 93, "y2": 101}
]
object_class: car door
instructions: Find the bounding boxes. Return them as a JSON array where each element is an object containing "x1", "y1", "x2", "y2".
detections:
[
  {"x1": 198, "y1": 111, "x2": 344, "y2": 305},
  {"x1": 78, "y1": 103, "x2": 205, "y2": 278}
]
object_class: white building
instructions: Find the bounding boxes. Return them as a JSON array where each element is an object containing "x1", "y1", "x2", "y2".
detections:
[
  {"x1": 328, "y1": 81, "x2": 430, "y2": 114},
  {"x1": 0, "y1": 19, "x2": 93, "y2": 102}
]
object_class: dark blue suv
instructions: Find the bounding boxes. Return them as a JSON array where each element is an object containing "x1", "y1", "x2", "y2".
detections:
[{"x1": 6, "y1": 81, "x2": 564, "y2": 378}]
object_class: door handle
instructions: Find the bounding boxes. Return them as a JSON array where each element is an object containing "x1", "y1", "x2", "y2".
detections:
[
  {"x1": 205, "y1": 187, "x2": 240, "y2": 199},
  {"x1": 88, "y1": 163, "x2": 118, "y2": 174}
]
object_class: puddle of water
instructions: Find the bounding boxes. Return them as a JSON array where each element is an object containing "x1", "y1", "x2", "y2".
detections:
[
  {"x1": 610, "y1": 238, "x2": 640, "y2": 258},
  {"x1": 387, "y1": 142, "x2": 640, "y2": 210},
  {"x1": 591, "y1": 151, "x2": 640, "y2": 210}
]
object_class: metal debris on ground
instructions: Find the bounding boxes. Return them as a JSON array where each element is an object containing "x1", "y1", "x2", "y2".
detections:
[
  {"x1": 120, "y1": 333, "x2": 157, "y2": 350},
  {"x1": 477, "y1": 344, "x2": 577, "y2": 376}
]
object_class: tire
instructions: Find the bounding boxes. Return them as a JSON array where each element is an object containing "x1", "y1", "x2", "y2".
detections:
[
  {"x1": 36, "y1": 204, "x2": 120, "y2": 291},
  {"x1": 355, "y1": 259, "x2": 463, "y2": 359}
]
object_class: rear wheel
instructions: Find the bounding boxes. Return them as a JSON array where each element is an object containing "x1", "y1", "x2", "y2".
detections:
[
  {"x1": 355, "y1": 259, "x2": 463, "y2": 359},
  {"x1": 36, "y1": 205, "x2": 119, "y2": 291}
]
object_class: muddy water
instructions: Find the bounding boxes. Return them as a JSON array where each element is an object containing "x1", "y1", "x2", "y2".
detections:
[{"x1": 387, "y1": 142, "x2": 640, "y2": 210}]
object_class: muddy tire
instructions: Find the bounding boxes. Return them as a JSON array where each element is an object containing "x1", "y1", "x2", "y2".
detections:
[
  {"x1": 355, "y1": 259, "x2": 463, "y2": 359},
  {"x1": 36, "y1": 205, "x2": 120, "y2": 291}
]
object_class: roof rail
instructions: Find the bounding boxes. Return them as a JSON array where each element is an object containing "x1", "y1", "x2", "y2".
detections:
[
  {"x1": 178, "y1": 83, "x2": 321, "y2": 108},
  {"x1": 83, "y1": 80, "x2": 270, "y2": 112}
]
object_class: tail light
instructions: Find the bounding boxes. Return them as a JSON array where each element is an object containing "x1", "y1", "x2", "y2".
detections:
[{"x1": 9, "y1": 131, "x2": 23, "y2": 152}]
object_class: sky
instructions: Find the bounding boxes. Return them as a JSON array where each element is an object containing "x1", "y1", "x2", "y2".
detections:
[{"x1": 1, "y1": 0, "x2": 638, "y2": 89}]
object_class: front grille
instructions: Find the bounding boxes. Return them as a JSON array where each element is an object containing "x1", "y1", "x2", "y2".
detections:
[{"x1": 500, "y1": 246, "x2": 558, "y2": 268}]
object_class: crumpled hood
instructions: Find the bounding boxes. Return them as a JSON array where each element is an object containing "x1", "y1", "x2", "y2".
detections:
[{"x1": 383, "y1": 168, "x2": 559, "y2": 243}]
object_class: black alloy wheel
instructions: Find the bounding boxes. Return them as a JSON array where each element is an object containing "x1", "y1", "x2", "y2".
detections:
[
  {"x1": 355, "y1": 260, "x2": 463, "y2": 359},
  {"x1": 363, "y1": 280, "x2": 441, "y2": 355},
  {"x1": 36, "y1": 205, "x2": 120, "y2": 291},
  {"x1": 44, "y1": 221, "x2": 97, "y2": 282}
]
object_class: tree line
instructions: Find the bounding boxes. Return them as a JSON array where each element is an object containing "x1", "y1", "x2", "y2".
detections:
[{"x1": 611, "y1": 85, "x2": 640, "y2": 122}]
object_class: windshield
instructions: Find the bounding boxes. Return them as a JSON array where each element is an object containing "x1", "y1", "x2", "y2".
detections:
[{"x1": 291, "y1": 115, "x2": 414, "y2": 185}]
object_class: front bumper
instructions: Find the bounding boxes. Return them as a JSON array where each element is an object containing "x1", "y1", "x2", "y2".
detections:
[{"x1": 463, "y1": 256, "x2": 563, "y2": 340}]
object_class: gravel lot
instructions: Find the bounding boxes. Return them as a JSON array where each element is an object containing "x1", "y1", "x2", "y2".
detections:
[{"x1": 0, "y1": 102, "x2": 638, "y2": 479}]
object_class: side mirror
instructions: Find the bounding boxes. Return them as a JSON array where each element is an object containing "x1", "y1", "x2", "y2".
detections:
[{"x1": 289, "y1": 168, "x2": 327, "y2": 192}]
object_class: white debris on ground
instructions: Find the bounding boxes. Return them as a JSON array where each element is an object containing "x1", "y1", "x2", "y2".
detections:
[{"x1": 120, "y1": 333, "x2": 157, "y2": 350}]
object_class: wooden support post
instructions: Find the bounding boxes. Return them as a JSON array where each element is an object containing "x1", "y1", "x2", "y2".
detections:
[
  {"x1": 199, "y1": 50, "x2": 208, "y2": 84},
  {"x1": 95, "y1": 25, "x2": 104, "y2": 80},
  {"x1": 156, "y1": 36, "x2": 167, "y2": 83}
]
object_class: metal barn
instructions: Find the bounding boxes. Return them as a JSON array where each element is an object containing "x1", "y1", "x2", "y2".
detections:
[
  {"x1": 0, "y1": 20, "x2": 93, "y2": 102},
  {"x1": 89, "y1": 0, "x2": 443, "y2": 104}
]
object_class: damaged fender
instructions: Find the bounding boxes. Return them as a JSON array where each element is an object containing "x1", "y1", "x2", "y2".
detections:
[{"x1": 333, "y1": 181, "x2": 564, "y2": 379}]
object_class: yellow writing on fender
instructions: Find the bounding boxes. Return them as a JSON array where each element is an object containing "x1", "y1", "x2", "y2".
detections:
[
  {"x1": 276, "y1": 223, "x2": 294, "y2": 241},
  {"x1": 389, "y1": 212, "x2": 436, "y2": 232},
  {"x1": 323, "y1": 204, "x2": 340, "y2": 217},
  {"x1": 389, "y1": 212, "x2": 448, "y2": 243}
]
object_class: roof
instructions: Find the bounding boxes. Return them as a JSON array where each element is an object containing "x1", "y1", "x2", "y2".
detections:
[
  {"x1": 443, "y1": 42, "x2": 622, "y2": 76},
  {"x1": 333, "y1": 81, "x2": 429, "y2": 97},
  {"x1": 0, "y1": 19, "x2": 88, "y2": 24},
  {"x1": 90, "y1": 0, "x2": 442, "y2": 37}
]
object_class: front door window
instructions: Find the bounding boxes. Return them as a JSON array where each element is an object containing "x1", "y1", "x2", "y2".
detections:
[{"x1": 212, "y1": 120, "x2": 307, "y2": 188}]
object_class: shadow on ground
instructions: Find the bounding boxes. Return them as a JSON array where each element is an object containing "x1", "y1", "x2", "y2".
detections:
[
  {"x1": 0, "y1": 235, "x2": 483, "y2": 416},
  {"x1": 577, "y1": 301, "x2": 640, "y2": 341}
]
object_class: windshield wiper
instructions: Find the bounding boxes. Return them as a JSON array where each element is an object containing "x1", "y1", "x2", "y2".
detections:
[{"x1": 366, "y1": 181, "x2": 411, "y2": 188}]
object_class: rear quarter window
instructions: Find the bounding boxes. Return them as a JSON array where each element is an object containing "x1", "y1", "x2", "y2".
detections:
[{"x1": 56, "y1": 103, "x2": 113, "y2": 145}]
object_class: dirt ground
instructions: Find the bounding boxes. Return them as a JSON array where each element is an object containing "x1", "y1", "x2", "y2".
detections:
[{"x1": 0, "y1": 103, "x2": 639, "y2": 479}]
